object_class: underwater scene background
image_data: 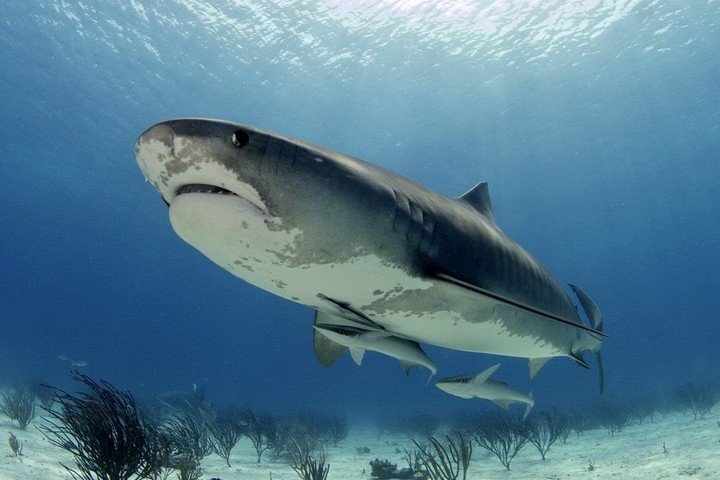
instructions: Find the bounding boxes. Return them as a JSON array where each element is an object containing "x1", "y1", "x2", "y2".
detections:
[{"x1": 1, "y1": 1, "x2": 719, "y2": 479}]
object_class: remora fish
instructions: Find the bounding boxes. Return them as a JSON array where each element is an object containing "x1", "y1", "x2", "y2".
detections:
[
  {"x1": 313, "y1": 321, "x2": 437, "y2": 377},
  {"x1": 134, "y1": 118, "x2": 606, "y2": 389},
  {"x1": 436, "y1": 364, "x2": 534, "y2": 419}
]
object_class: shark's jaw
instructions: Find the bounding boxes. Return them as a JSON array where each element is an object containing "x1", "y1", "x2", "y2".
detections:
[
  {"x1": 168, "y1": 187, "x2": 278, "y2": 262},
  {"x1": 133, "y1": 119, "x2": 420, "y2": 312},
  {"x1": 171, "y1": 184, "x2": 271, "y2": 222},
  {"x1": 134, "y1": 119, "x2": 270, "y2": 212},
  {"x1": 133, "y1": 119, "x2": 280, "y2": 254},
  {"x1": 134, "y1": 120, "x2": 303, "y2": 298},
  {"x1": 136, "y1": 119, "x2": 605, "y2": 378}
]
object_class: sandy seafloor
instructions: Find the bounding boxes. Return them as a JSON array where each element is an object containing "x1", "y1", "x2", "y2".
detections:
[{"x1": 1, "y1": 410, "x2": 718, "y2": 480}]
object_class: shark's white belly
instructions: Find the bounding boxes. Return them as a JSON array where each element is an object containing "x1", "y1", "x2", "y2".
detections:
[{"x1": 170, "y1": 193, "x2": 567, "y2": 360}]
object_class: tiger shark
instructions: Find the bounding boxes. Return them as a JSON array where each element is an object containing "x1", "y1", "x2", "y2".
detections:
[{"x1": 134, "y1": 118, "x2": 605, "y2": 389}]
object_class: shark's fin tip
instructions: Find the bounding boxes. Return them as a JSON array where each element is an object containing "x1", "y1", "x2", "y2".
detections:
[{"x1": 458, "y1": 182, "x2": 498, "y2": 227}]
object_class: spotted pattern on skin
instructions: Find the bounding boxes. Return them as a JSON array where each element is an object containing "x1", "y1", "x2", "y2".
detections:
[
  {"x1": 136, "y1": 120, "x2": 602, "y2": 361},
  {"x1": 136, "y1": 127, "x2": 269, "y2": 214}
]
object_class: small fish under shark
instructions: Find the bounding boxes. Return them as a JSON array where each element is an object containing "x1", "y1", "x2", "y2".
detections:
[
  {"x1": 436, "y1": 364, "x2": 535, "y2": 419},
  {"x1": 134, "y1": 118, "x2": 606, "y2": 398},
  {"x1": 313, "y1": 316, "x2": 437, "y2": 377}
]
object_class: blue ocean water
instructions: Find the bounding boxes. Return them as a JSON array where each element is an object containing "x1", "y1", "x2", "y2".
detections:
[{"x1": 1, "y1": 0, "x2": 718, "y2": 423}]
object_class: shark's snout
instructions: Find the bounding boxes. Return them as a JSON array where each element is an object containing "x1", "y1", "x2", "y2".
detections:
[
  {"x1": 134, "y1": 119, "x2": 267, "y2": 211},
  {"x1": 435, "y1": 381, "x2": 455, "y2": 395},
  {"x1": 137, "y1": 123, "x2": 175, "y2": 153},
  {"x1": 134, "y1": 121, "x2": 179, "y2": 204}
]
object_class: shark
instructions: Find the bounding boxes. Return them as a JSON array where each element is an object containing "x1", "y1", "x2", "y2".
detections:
[
  {"x1": 57, "y1": 354, "x2": 88, "y2": 368},
  {"x1": 134, "y1": 118, "x2": 606, "y2": 389},
  {"x1": 436, "y1": 364, "x2": 534, "y2": 419},
  {"x1": 312, "y1": 319, "x2": 437, "y2": 377},
  {"x1": 156, "y1": 384, "x2": 216, "y2": 423}
]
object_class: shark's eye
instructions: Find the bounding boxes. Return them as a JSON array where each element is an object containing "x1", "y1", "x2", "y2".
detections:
[{"x1": 232, "y1": 130, "x2": 249, "y2": 148}]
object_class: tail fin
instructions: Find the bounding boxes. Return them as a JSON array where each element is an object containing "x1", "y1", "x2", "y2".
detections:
[
  {"x1": 523, "y1": 392, "x2": 535, "y2": 420},
  {"x1": 569, "y1": 284, "x2": 605, "y2": 393},
  {"x1": 523, "y1": 393, "x2": 534, "y2": 420}
]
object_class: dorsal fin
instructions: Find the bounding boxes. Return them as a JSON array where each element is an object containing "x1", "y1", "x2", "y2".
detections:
[
  {"x1": 470, "y1": 364, "x2": 501, "y2": 385},
  {"x1": 459, "y1": 182, "x2": 497, "y2": 227}
]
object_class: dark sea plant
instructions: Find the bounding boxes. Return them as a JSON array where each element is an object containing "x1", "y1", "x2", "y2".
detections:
[
  {"x1": 524, "y1": 408, "x2": 569, "y2": 460},
  {"x1": 374, "y1": 416, "x2": 388, "y2": 439},
  {"x1": 566, "y1": 409, "x2": 590, "y2": 437},
  {"x1": 30, "y1": 382, "x2": 56, "y2": 410},
  {"x1": 295, "y1": 411, "x2": 331, "y2": 449},
  {"x1": 158, "y1": 413, "x2": 213, "y2": 465},
  {"x1": 207, "y1": 412, "x2": 244, "y2": 467},
  {"x1": 324, "y1": 415, "x2": 349, "y2": 446},
  {"x1": 167, "y1": 457, "x2": 203, "y2": 480},
  {"x1": 8, "y1": 432, "x2": 22, "y2": 456},
  {"x1": 471, "y1": 415, "x2": 528, "y2": 471},
  {"x1": 38, "y1": 373, "x2": 166, "y2": 480},
  {"x1": 289, "y1": 438, "x2": 330, "y2": 480},
  {"x1": 401, "y1": 447, "x2": 423, "y2": 473},
  {"x1": 240, "y1": 408, "x2": 277, "y2": 463},
  {"x1": 391, "y1": 411, "x2": 439, "y2": 439},
  {"x1": 270, "y1": 411, "x2": 336, "y2": 461},
  {"x1": 369, "y1": 458, "x2": 415, "y2": 479},
  {"x1": 269, "y1": 420, "x2": 297, "y2": 461},
  {"x1": 597, "y1": 404, "x2": 633, "y2": 435},
  {"x1": 674, "y1": 382, "x2": 720, "y2": 419},
  {"x1": 632, "y1": 395, "x2": 657, "y2": 424},
  {"x1": 270, "y1": 422, "x2": 313, "y2": 460},
  {"x1": 0, "y1": 384, "x2": 36, "y2": 429},
  {"x1": 413, "y1": 432, "x2": 472, "y2": 480}
]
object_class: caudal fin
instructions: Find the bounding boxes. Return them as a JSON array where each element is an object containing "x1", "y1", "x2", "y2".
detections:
[
  {"x1": 569, "y1": 284, "x2": 605, "y2": 393},
  {"x1": 523, "y1": 393, "x2": 534, "y2": 420}
]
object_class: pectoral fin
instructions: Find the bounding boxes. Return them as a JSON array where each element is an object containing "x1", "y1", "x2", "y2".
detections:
[
  {"x1": 570, "y1": 351, "x2": 590, "y2": 369},
  {"x1": 349, "y1": 348, "x2": 366, "y2": 366},
  {"x1": 312, "y1": 311, "x2": 348, "y2": 367},
  {"x1": 529, "y1": 357, "x2": 552, "y2": 379}
]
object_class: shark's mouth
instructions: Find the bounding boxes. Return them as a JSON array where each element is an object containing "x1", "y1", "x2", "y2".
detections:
[
  {"x1": 176, "y1": 184, "x2": 237, "y2": 197},
  {"x1": 173, "y1": 183, "x2": 270, "y2": 217}
]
